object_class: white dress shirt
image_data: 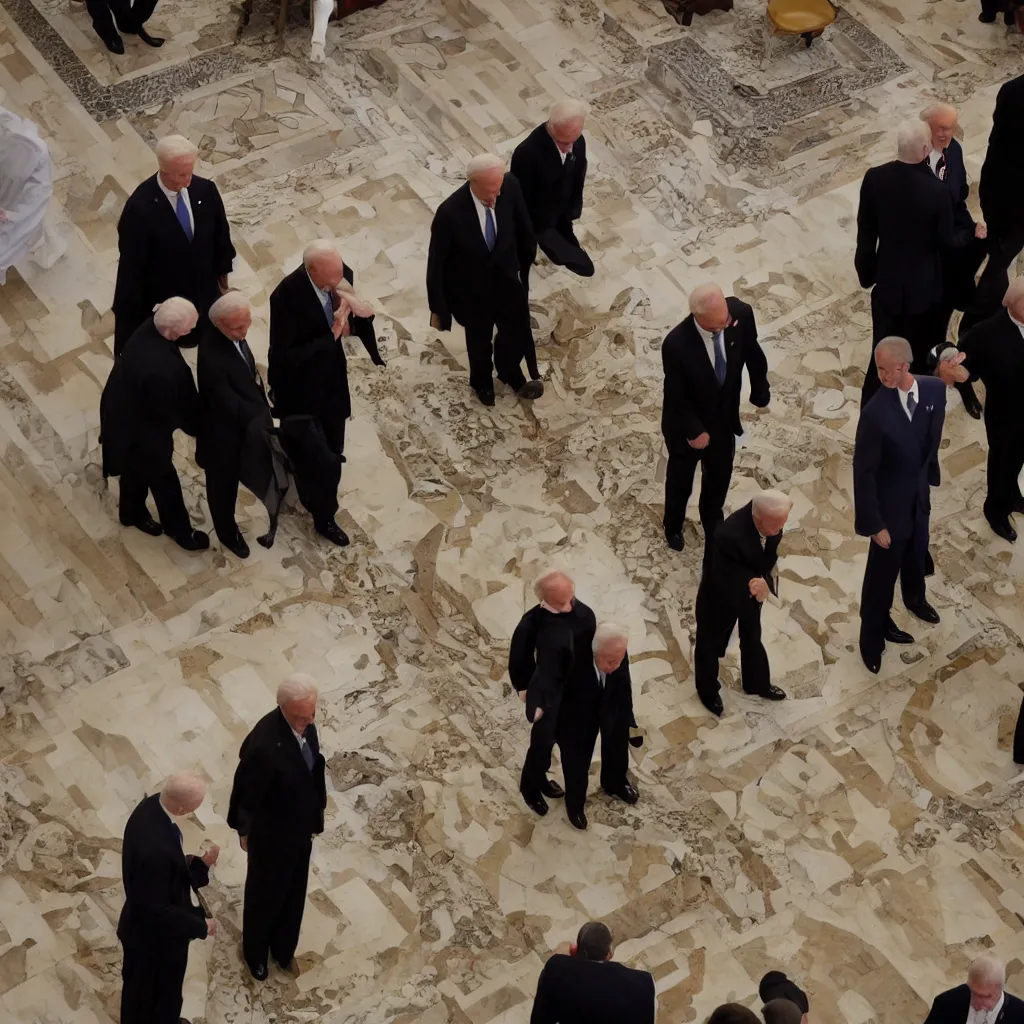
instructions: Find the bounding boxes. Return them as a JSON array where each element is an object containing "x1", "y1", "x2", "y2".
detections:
[
  {"x1": 306, "y1": 270, "x2": 333, "y2": 318},
  {"x1": 291, "y1": 726, "x2": 309, "y2": 753},
  {"x1": 897, "y1": 378, "x2": 920, "y2": 420},
  {"x1": 470, "y1": 190, "x2": 497, "y2": 243},
  {"x1": 1010, "y1": 311, "x2": 1024, "y2": 342},
  {"x1": 967, "y1": 994, "x2": 1004, "y2": 1024},
  {"x1": 928, "y1": 149, "x2": 944, "y2": 175},
  {"x1": 693, "y1": 319, "x2": 725, "y2": 371},
  {"x1": 156, "y1": 175, "x2": 194, "y2": 233}
]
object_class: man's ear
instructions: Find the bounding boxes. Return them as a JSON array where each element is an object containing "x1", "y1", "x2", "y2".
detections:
[
  {"x1": 569, "y1": 943, "x2": 579, "y2": 958},
  {"x1": 605, "y1": 947, "x2": 614, "y2": 961}
]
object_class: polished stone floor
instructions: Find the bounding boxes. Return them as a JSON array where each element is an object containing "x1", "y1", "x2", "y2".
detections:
[{"x1": 2, "y1": 0, "x2": 1024, "y2": 1022}]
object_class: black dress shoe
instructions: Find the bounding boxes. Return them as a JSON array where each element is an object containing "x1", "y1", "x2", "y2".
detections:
[
  {"x1": 120, "y1": 512, "x2": 162, "y2": 536},
  {"x1": 540, "y1": 778, "x2": 564, "y2": 799},
  {"x1": 101, "y1": 32, "x2": 125, "y2": 52},
  {"x1": 134, "y1": 26, "x2": 165, "y2": 45},
  {"x1": 860, "y1": 648, "x2": 881, "y2": 674},
  {"x1": 474, "y1": 387, "x2": 495, "y2": 407},
  {"x1": 248, "y1": 962, "x2": 268, "y2": 981},
  {"x1": 979, "y1": 10, "x2": 997, "y2": 21},
  {"x1": 748, "y1": 684, "x2": 787, "y2": 701},
  {"x1": 567, "y1": 808, "x2": 588, "y2": 830},
  {"x1": 963, "y1": 394, "x2": 983, "y2": 419},
  {"x1": 315, "y1": 520, "x2": 350, "y2": 546},
  {"x1": 604, "y1": 783, "x2": 639, "y2": 805},
  {"x1": 522, "y1": 792, "x2": 548, "y2": 816},
  {"x1": 906, "y1": 600, "x2": 940, "y2": 624},
  {"x1": 884, "y1": 620, "x2": 914, "y2": 644},
  {"x1": 987, "y1": 515, "x2": 1018, "y2": 543},
  {"x1": 223, "y1": 531, "x2": 250, "y2": 559},
  {"x1": 698, "y1": 689, "x2": 724, "y2": 717},
  {"x1": 665, "y1": 529, "x2": 684, "y2": 552},
  {"x1": 517, "y1": 380, "x2": 544, "y2": 400},
  {"x1": 172, "y1": 529, "x2": 210, "y2": 551}
]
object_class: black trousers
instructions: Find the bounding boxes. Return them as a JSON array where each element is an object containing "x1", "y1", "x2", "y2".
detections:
[
  {"x1": 984, "y1": 428, "x2": 1024, "y2": 521},
  {"x1": 556, "y1": 702, "x2": 629, "y2": 815},
  {"x1": 119, "y1": 458, "x2": 191, "y2": 539},
  {"x1": 1013, "y1": 694, "x2": 1024, "y2": 765},
  {"x1": 242, "y1": 834, "x2": 312, "y2": 971},
  {"x1": 120, "y1": 939, "x2": 188, "y2": 1024},
  {"x1": 205, "y1": 460, "x2": 241, "y2": 545},
  {"x1": 693, "y1": 578, "x2": 771, "y2": 699},
  {"x1": 289, "y1": 415, "x2": 344, "y2": 527},
  {"x1": 461, "y1": 287, "x2": 534, "y2": 394},
  {"x1": 663, "y1": 431, "x2": 735, "y2": 537},
  {"x1": 86, "y1": 0, "x2": 158, "y2": 39},
  {"x1": 858, "y1": 521, "x2": 928, "y2": 661},
  {"x1": 862, "y1": 294, "x2": 943, "y2": 404},
  {"x1": 960, "y1": 224, "x2": 1024, "y2": 337},
  {"x1": 519, "y1": 707, "x2": 559, "y2": 799}
]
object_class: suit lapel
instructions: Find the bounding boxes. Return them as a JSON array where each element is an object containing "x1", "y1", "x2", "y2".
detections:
[
  {"x1": 459, "y1": 186, "x2": 490, "y2": 258},
  {"x1": 685, "y1": 317, "x2": 721, "y2": 392}
]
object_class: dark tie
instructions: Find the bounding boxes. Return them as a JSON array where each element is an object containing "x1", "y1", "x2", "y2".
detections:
[
  {"x1": 175, "y1": 191, "x2": 193, "y2": 242},
  {"x1": 322, "y1": 291, "x2": 334, "y2": 326},
  {"x1": 935, "y1": 152, "x2": 946, "y2": 181},
  {"x1": 907, "y1": 391, "x2": 917, "y2": 419},
  {"x1": 300, "y1": 738, "x2": 314, "y2": 771},
  {"x1": 170, "y1": 818, "x2": 183, "y2": 847},
  {"x1": 237, "y1": 338, "x2": 256, "y2": 377},
  {"x1": 713, "y1": 331, "x2": 726, "y2": 383},
  {"x1": 484, "y1": 207, "x2": 496, "y2": 252}
]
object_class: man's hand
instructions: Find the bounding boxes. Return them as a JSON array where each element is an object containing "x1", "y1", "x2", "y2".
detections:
[
  {"x1": 872, "y1": 528, "x2": 891, "y2": 549},
  {"x1": 218, "y1": 275, "x2": 229, "y2": 294},
  {"x1": 749, "y1": 578, "x2": 769, "y2": 603},
  {"x1": 688, "y1": 432, "x2": 710, "y2": 450},
  {"x1": 429, "y1": 312, "x2": 444, "y2": 331},
  {"x1": 202, "y1": 844, "x2": 220, "y2": 868},
  {"x1": 518, "y1": 689, "x2": 527, "y2": 703},
  {"x1": 239, "y1": 835, "x2": 248, "y2": 852},
  {"x1": 975, "y1": 222, "x2": 987, "y2": 240},
  {"x1": 331, "y1": 313, "x2": 345, "y2": 340},
  {"x1": 936, "y1": 350, "x2": 969, "y2": 385},
  {"x1": 533, "y1": 707, "x2": 544, "y2": 723},
  {"x1": 206, "y1": 919, "x2": 218, "y2": 938}
]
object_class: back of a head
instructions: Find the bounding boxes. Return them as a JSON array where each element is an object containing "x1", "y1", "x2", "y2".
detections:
[
  {"x1": 153, "y1": 297, "x2": 199, "y2": 341},
  {"x1": 575, "y1": 921, "x2": 613, "y2": 961},
  {"x1": 710, "y1": 1004, "x2": 763, "y2": 1024},
  {"x1": 763, "y1": 999, "x2": 804, "y2": 1024},
  {"x1": 896, "y1": 118, "x2": 931, "y2": 163},
  {"x1": 759, "y1": 972, "x2": 809, "y2": 1015}
]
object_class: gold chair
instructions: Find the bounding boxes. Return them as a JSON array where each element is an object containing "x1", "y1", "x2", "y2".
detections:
[{"x1": 762, "y1": 0, "x2": 837, "y2": 67}]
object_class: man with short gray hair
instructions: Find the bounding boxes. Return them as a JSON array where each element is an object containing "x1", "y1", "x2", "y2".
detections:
[
  {"x1": 855, "y1": 119, "x2": 957, "y2": 402},
  {"x1": 922, "y1": 955, "x2": 1024, "y2": 1024},
  {"x1": 113, "y1": 135, "x2": 235, "y2": 356},
  {"x1": 511, "y1": 99, "x2": 594, "y2": 288},
  {"x1": 427, "y1": 154, "x2": 542, "y2": 406},
  {"x1": 228, "y1": 673, "x2": 327, "y2": 981}
]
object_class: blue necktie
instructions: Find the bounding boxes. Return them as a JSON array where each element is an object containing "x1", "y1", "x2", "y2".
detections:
[
  {"x1": 713, "y1": 331, "x2": 726, "y2": 383},
  {"x1": 484, "y1": 207, "x2": 496, "y2": 252},
  {"x1": 170, "y1": 817, "x2": 183, "y2": 846},
  {"x1": 300, "y1": 738, "x2": 314, "y2": 771},
  {"x1": 175, "y1": 191, "x2": 193, "y2": 242},
  {"x1": 322, "y1": 291, "x2": 333, "y2": 326},
  {"x1": 907, "y1": 391, "x2": 917, "y2": 419}
]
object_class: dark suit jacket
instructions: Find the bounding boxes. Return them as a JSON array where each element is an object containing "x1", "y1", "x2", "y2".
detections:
[
  {"x1": 958, "y1": 308, "x2": 1024, "y2": 436},
  {"x1": 116, "y1": 793, "x2": 209, "y2": 950},
  {"x1": 979, "y1": 72, "x2": 1024, "y2": 230},
  {"x1": 660, "y1": 298, "x2": 770, "y2": 446},
  {"x1": 853, "y1": 377, "x2": 945, "y2": 542},
  {"x1": 936, "y1": 138, "x2": 976, "y2": 245},
  {"x1": 426, "y1": 175, "x2": 536, "y2": 331},
  {"x1": 510, "y1": 123, "x2": 587, "y2": 233},
  {"x1": 113, "y1": 174, "x2": 235, "y2": 354},
  {"x1": 705, "y1": 501, "x2": 782, "y2": 615},
  {"x1": 267, "y1": 263, "x2": 381, "y2": 423},
  {"x1": 196, "y1": 323, "x2": 270, "y2": 469},
  {"x1": 855, "y1": 160, "x2": 956, "y2": 314},
  {"x1": 923, "y1": 985, "x2": 1024, "y2": 1024},
  {"x1": 227, "y1": 708, "x2": 327, "y2": 852},
  {"x1": 530, "y1": 953, "x2": 656, "y2": 1024},
  {"x1": 99, "y1": 317, "x2": 200, "y2": 478}
]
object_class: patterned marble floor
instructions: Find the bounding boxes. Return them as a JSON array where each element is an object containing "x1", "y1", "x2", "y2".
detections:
[{"x1": 2, "y1": 0, "x2": 1024, "y2": 1022}]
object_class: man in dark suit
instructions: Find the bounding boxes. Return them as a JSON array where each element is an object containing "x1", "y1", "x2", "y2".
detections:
[
  {"x1": 937, "y1": 278, "x2": 1024, "y2": 542},
  {"x1": 963, "y1": 73, "x2": 1024, "y2": 334},
  {"x1": 99, "y1": 297, "x2": 209, "y2": 551},
  {"x1": 86, "y1": 0, "x2": 164, "y2": 53},
  {"x1": 228, "y1": 674, "x2": 327, "y2": 981},
  {"x1": 921, "y1": 103, "x2": 986, "y2": 419},
  {"x1": 922, "y1": 956, "x2": 1024, "y2": 1024},
  {"x1": 760, "y1": 971, "x2": 809, "y2": 1023},
  {"x1": 854, "y1": 337, "x2": 946, "y2": 674},
  {"x1": 510, "y1": 100, "x2": 593, "y2": 289},
  {"x1": 118, "y1": 772, "x2": 217, "y2": 1024},
  {"x1": 692, "y1": 490, "x2": 791, "y2": 717},
  {"x1": 660, "y1": 282, "x2": 770, "y2": 553},
  {"x1": 197, "y1": 292, "x2": 272, "y2": 559},
  {"x1": 979, "y1": 2, "x2": 1020, "y2": 27},
  {"x1": 268, "y1": 240, "x2": 384, "y2": 547},
  {"x1": 530, "y1": 921, "x2": 656, "y2": 1024},
  {"x1": 426, "y1": 153, "x2": 543, "y2": 407},
  {"x1": 855, "y1": 119, "x2": 957, "y2": 401},
  {"x1": 113, "y1": 136, "x2": 235, "y2": 357}
]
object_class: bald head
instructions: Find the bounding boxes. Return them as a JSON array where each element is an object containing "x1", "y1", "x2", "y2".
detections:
[
  {"x1": 689, "y1": 283, "x2": 731, "y2": 333},
  {"x1": 534, "y1": 570, "x2": 574, "y2": 613},
  {"x1": 1004, "y1": 277, "x2": 1024, "y2": 321},
  {"x1": 921, "y1": 103, "x2": 957, "y2": 152},
  {"x1": 153, "y1": 297, "x2": 199, "y2": 343},
  {"x1": 467, "y1": 154, "x2": 505, "y2": 208},
  {"x1": 303, "y1": 240, "x2": 345, "y2": 291},
  {"x1": 160, "y1": 772, "x2": 207, "y2": 816}
]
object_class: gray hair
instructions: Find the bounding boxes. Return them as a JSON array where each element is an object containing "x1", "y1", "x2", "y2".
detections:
[
  {"x1": 277, "y1": 673, "x2": 319, "y2": 706},
  {"x1": 875, "y1": 335, "x2": 913, "y2": 364},
  {"x1": 161, "y1": 771, "x2": 207, "y2": 810},
  {"x1": 154, "y1": 134, "x2": 198, "y2": 165},
  {"x1": 689, "y1": 282, "x2": 726, "y2": 317},
  {"x1": 302, "y1": 239, "x2": 341, "y2": 271},
  {"x1": 967, "y1": 955, "x2": 1005, "y2": 989},
  {"x1": 896, "y1": 119, "x2": 932, "y2": 163},
  {"x1": 920, "y1": 102, "x2": 956, "y2": 126},
  {"x1": 593, "y1": 622, "x2": 629, "y2": 655},
  {"x1": 751, "y1": 489, "x2": 793, "y2": 517},
  {"x1": 533, "y1": 569, "x2": 572, "y2": 602},
  {"x1": 208, "y1": 291, "x2": 251, "y2": 328},
  {"x1": 466, "y1": 154, "x2": 506, "y2": 180},
  {"x1": 548, "y1": 99, "x2": 586, "y2": 129},
  {"x1": 152, "y1": 297, "x2": 199, "y2": 339}
]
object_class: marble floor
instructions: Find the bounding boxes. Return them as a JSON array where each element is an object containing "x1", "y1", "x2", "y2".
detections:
[{"x1": 2, "y1": 0, "x2": 1024, "y2": 1021}]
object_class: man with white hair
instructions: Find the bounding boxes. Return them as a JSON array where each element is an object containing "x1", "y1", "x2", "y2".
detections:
[
  {"x1": 118, "y1": 771, "x2": 218, "y2": 1024},
  {"x1": 936, "y1": 278, "x2": 1024, "y2": 542},
  {"x1": 268, "y1": 240, "x2": 384, "y2": 548},
  {"x1": 227, "y1": 674, "x2": 327, "y2": 981},
  {"x1": 427, "y1": 153, "x2": 543, "y2": 407},
  {"x1": 692, "y1": 489, "x2": 792, "y2": 716},
  {"x1": 99, "y1": 297, "x2": 209, "y2": 550},
  {"x1": 854, "y1": 337, "x2": 945, "y2": 674},
  {"x1": 510, "y1": 99, "x2": 594, "y2": 289},
  {"x1": 922, "y1": 955, "x2": 1024, "y2": 1024},
  {"x1": 113, "y1": 134, "x2": 235, "y2": 357},
  {"x1": 660, "y1": 282, "x2": 770, "y2": 553},
  {"x1": 855, "y1": 119, "x2": 958, "y2": 402}
]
